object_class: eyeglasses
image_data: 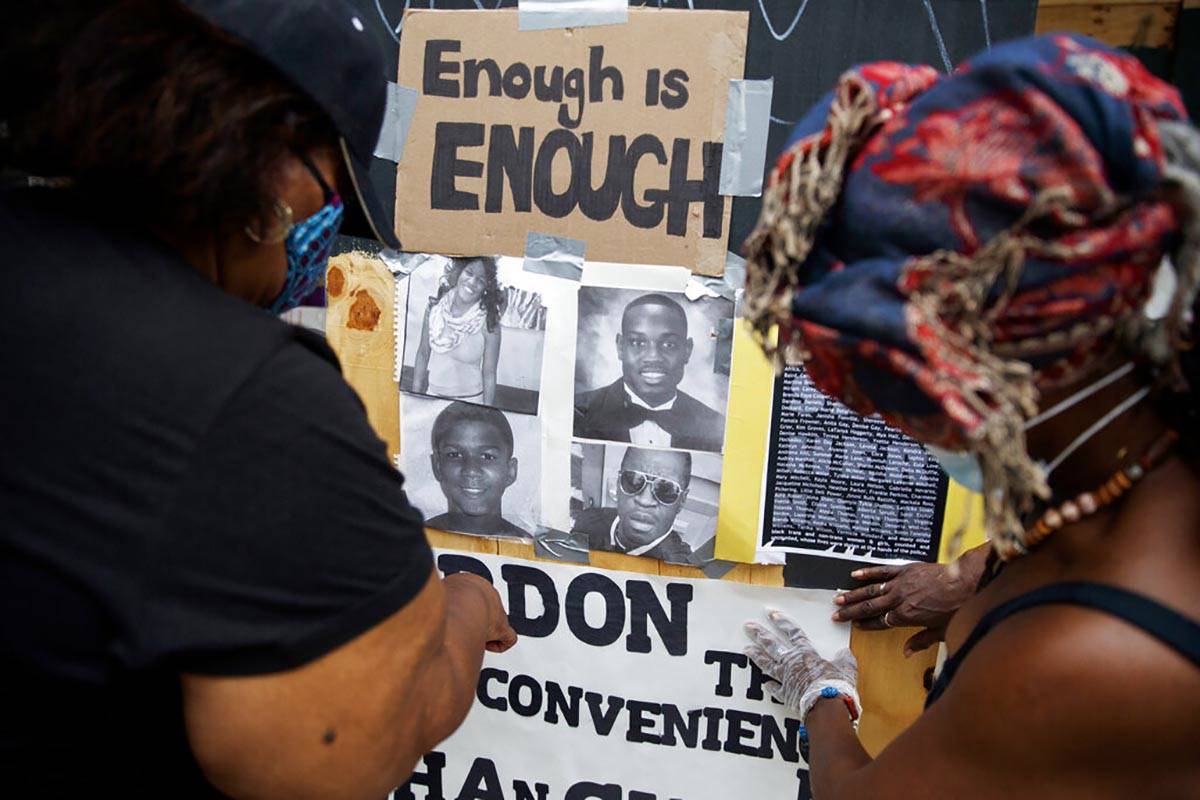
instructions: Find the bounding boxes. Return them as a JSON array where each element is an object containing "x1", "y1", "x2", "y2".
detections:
[
  {"x1": 617, "y1": 469, "x2": 685, "y2": 505},
  {"x1": 244, "y1": 152, "x2": 337, "y2": 244}
]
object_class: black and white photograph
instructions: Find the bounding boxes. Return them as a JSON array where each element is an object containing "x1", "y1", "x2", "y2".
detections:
[
  {"x1": 401, "y1": 394, "x2": 541, "y2": 539},
  {"x1": 569, "y1": 441, "x2": 721, "y2": 567},
  {"x1": 399, "y1": 254, "x2": 547, "y2": 416},
  {"x1": 574, "y1": 287, "x2": 734, "y2": 453}
]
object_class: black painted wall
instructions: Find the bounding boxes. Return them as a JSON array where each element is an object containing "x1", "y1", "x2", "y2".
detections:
[{"x1": 349, "y1": 0, "x2": 1038, "y2": 253}]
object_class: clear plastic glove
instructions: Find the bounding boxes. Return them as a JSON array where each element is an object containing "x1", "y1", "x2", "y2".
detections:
[{"x1": 744, "y1": 609, "x2": 860, "y2": 724}]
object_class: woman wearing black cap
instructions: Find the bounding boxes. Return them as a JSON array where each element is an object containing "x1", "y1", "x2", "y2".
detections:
[{"x1": 0, "y1": 2, "x2": 515, "y2": 797}]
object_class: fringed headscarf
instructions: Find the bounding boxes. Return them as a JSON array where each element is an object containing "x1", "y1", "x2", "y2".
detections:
[{"x1": 744, "y1": 34, "x2": 1199, "y2": 559}]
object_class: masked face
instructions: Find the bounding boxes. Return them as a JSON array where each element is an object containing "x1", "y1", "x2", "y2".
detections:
[
  {"x1": 431, "y1": 419, "x2": 518, "y2": 517},
  {"x1": 266, "y1": 153, "x2": 344, "y2": 315},
  {"x1": 923, "y1": 444, "x2": 984, "y2": 492},
  {"x1": 925, "y1": 363, "x2": 1150, "y2": 495},
  {"x1": 268, "y1": 198, "x2": 343, "y2": 314},
  {"x1": 615, "y1": 448, "x2": 690, "y2": 548},
  {"x1": 617, "y1": 303, "x2": 693, "y2": 406}
]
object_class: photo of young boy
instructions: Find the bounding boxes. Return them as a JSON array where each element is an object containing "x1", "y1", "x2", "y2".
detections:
[
  {"x1": 427, "y1": 402, "x2": 528, "y2": 538},
  {"x1": 401, "y1": 395, "x2": 541, "y2": 539}
]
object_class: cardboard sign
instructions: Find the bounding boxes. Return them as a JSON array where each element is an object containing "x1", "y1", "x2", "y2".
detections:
[
  {"x1": 393, "y1": 550, "x2": 850, "y2": 800},
  {"x1": 394, "y1": 9, "x2": 749, "y2": 276}
]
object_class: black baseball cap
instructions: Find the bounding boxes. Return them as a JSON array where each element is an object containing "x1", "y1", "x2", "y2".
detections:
[{"x1": 178, "y1": 0, "x2": 400, "y2": 249}]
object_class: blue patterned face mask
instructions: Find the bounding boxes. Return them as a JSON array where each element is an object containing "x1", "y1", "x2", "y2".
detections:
[
  {"x1": 268, "y1": 195, "x2": 343, "y2": 314},
  {"x1": 265, "y1": 153, "x2": 345, "y2": 314}
]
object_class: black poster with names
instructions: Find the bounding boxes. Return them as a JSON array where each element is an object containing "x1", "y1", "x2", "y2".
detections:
[{"x1": 762, "y1": 366, "x2": 947, "y2": 563}]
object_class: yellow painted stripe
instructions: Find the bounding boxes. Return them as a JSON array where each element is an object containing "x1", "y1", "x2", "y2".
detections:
[
  {"x1": 937, "y1": 481, "x2": 987, "y2": 564},
  {"x1": 715, "y1": 322, "x2": 776, "y2": 562}
]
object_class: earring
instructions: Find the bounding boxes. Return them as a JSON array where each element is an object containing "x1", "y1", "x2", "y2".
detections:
[{"x1": 244, "y1": 199, "x2": 294, "y2": 244}]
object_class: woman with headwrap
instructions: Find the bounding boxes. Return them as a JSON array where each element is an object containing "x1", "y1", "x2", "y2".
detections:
[{"x1": 741, "y1": 35, "x2": 1199, "y2": 797}]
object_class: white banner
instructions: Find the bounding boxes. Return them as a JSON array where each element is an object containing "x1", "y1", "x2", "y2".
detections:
[{"x1": 393, "y1": 550, "x2": 850, "y2": 800}]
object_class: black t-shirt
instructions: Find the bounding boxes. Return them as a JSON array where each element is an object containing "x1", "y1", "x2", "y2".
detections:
[{"x1": 0, "y1": 191, "x2": 433, "y2": 796}]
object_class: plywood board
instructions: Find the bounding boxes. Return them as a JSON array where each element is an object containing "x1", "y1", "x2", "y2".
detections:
[{"x1": 327, "y1": 252, "x2": 937, "y2": 753}]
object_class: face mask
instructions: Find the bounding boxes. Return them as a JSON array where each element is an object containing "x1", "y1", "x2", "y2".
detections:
[
  {"x1": 924, "y1": 362, "x2": 1151, "y2": 491},
  {"x1": 268, "y1": 195, "x2": 344, "y2": 315},
  {"x1": 923, "y1": 444, "x2": 984, "y2": 492}
]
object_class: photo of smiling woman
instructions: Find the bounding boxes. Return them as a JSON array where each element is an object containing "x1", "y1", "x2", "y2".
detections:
[
  {"x1": 401, "y1": 395, "x2": 541, "y2": 539},
  {"x1": 400, "y1": 255, "x2": 546, "y2": 415},
  {"x1": 414, "y1": 257, "x2": 503, "y2": 404}
]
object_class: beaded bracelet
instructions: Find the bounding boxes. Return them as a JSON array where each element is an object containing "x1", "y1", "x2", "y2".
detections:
[{"x1": 798, "y1": 686, "x2": 860, "y2": 763}]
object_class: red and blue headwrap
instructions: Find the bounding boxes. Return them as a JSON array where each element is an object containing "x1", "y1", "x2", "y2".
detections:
[{"x1": 744, "y1": 34, "x2": 1199, "y2": 557}]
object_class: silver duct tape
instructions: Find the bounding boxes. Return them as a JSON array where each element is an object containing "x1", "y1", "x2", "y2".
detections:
[
  {"x1": 718, "y1": 78, "x2": 774, "y2": 197},
  {"x1": 726, "y1": 250, "x2": 747, "y2": 319},
  {"x1": 691, "y1": 251, "x2": 746, "y2": 315},
  {"x1": 724, "y1": 250, "x2": 747, "y2": 292},
  {"x1": 523, "y1": 231, "x2": 586, "y2": 281},
  {"x1": 372, "y1": 82, "x2": 419, "y2": 164},
  {"x1": 381, "y1": 250, "x2": 437, "y2": 278},
  {"x1": 518, "y1": 0, "x2": 628, "y2": 31},
  {"x1": 533, "y1": 527, "x2": 591, "y2": 564},
  {"x1": 701, "y1": 559, "x2": 739, "y2": 580}
]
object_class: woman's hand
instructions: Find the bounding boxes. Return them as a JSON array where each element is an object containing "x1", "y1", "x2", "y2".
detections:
[
  {"x1": 831, "y1": 545, "x2": 989, "y2": 656},
  {"x1": 444, "y1": 571, "x2": 517, "y2": 653},
  {"x1": 744, "y1": 609, "x2": 859, "y2": 722}
]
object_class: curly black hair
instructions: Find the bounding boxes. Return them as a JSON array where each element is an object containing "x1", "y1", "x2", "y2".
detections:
[{"x1": 435, "y1": 257, "x2": 507, "y2": 333}]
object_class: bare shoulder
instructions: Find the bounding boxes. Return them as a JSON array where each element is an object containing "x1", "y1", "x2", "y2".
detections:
[
  {"x1": 856, "y1": 466, "x2": 1200, "y2": 798},
  {"x1": 182, "y1": 568, "x2": 445, "y2": 799},
  {"x1": 912, "y1": 602, "x2": 1200, "y2": 795}
]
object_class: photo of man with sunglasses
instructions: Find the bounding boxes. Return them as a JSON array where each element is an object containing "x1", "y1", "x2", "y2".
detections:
[{"x1": 571, "y1": 446, "x2": 715, "y2": 565}]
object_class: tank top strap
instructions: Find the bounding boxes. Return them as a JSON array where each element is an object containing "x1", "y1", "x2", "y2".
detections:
[{"x1": 926, "y1": 581, "x2": 1200, "y2": 708}]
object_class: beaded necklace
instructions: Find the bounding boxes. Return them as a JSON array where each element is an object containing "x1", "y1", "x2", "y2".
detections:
[{"x1": 1023, "y1": 429, "x2": 1180, "y2": 549}]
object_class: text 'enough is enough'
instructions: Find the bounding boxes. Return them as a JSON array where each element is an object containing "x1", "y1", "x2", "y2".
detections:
[{"x1": 422, "y1": 41, "x2": 724, "y2": 239}]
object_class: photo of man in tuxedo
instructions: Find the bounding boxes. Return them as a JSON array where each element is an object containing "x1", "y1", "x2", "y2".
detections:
[
  {"x1": 571, "y1": 446, "x2": 715, "y2": 565},
  {"x1": 574, "y1": 292, "x2": 726, "y2": 452}
]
